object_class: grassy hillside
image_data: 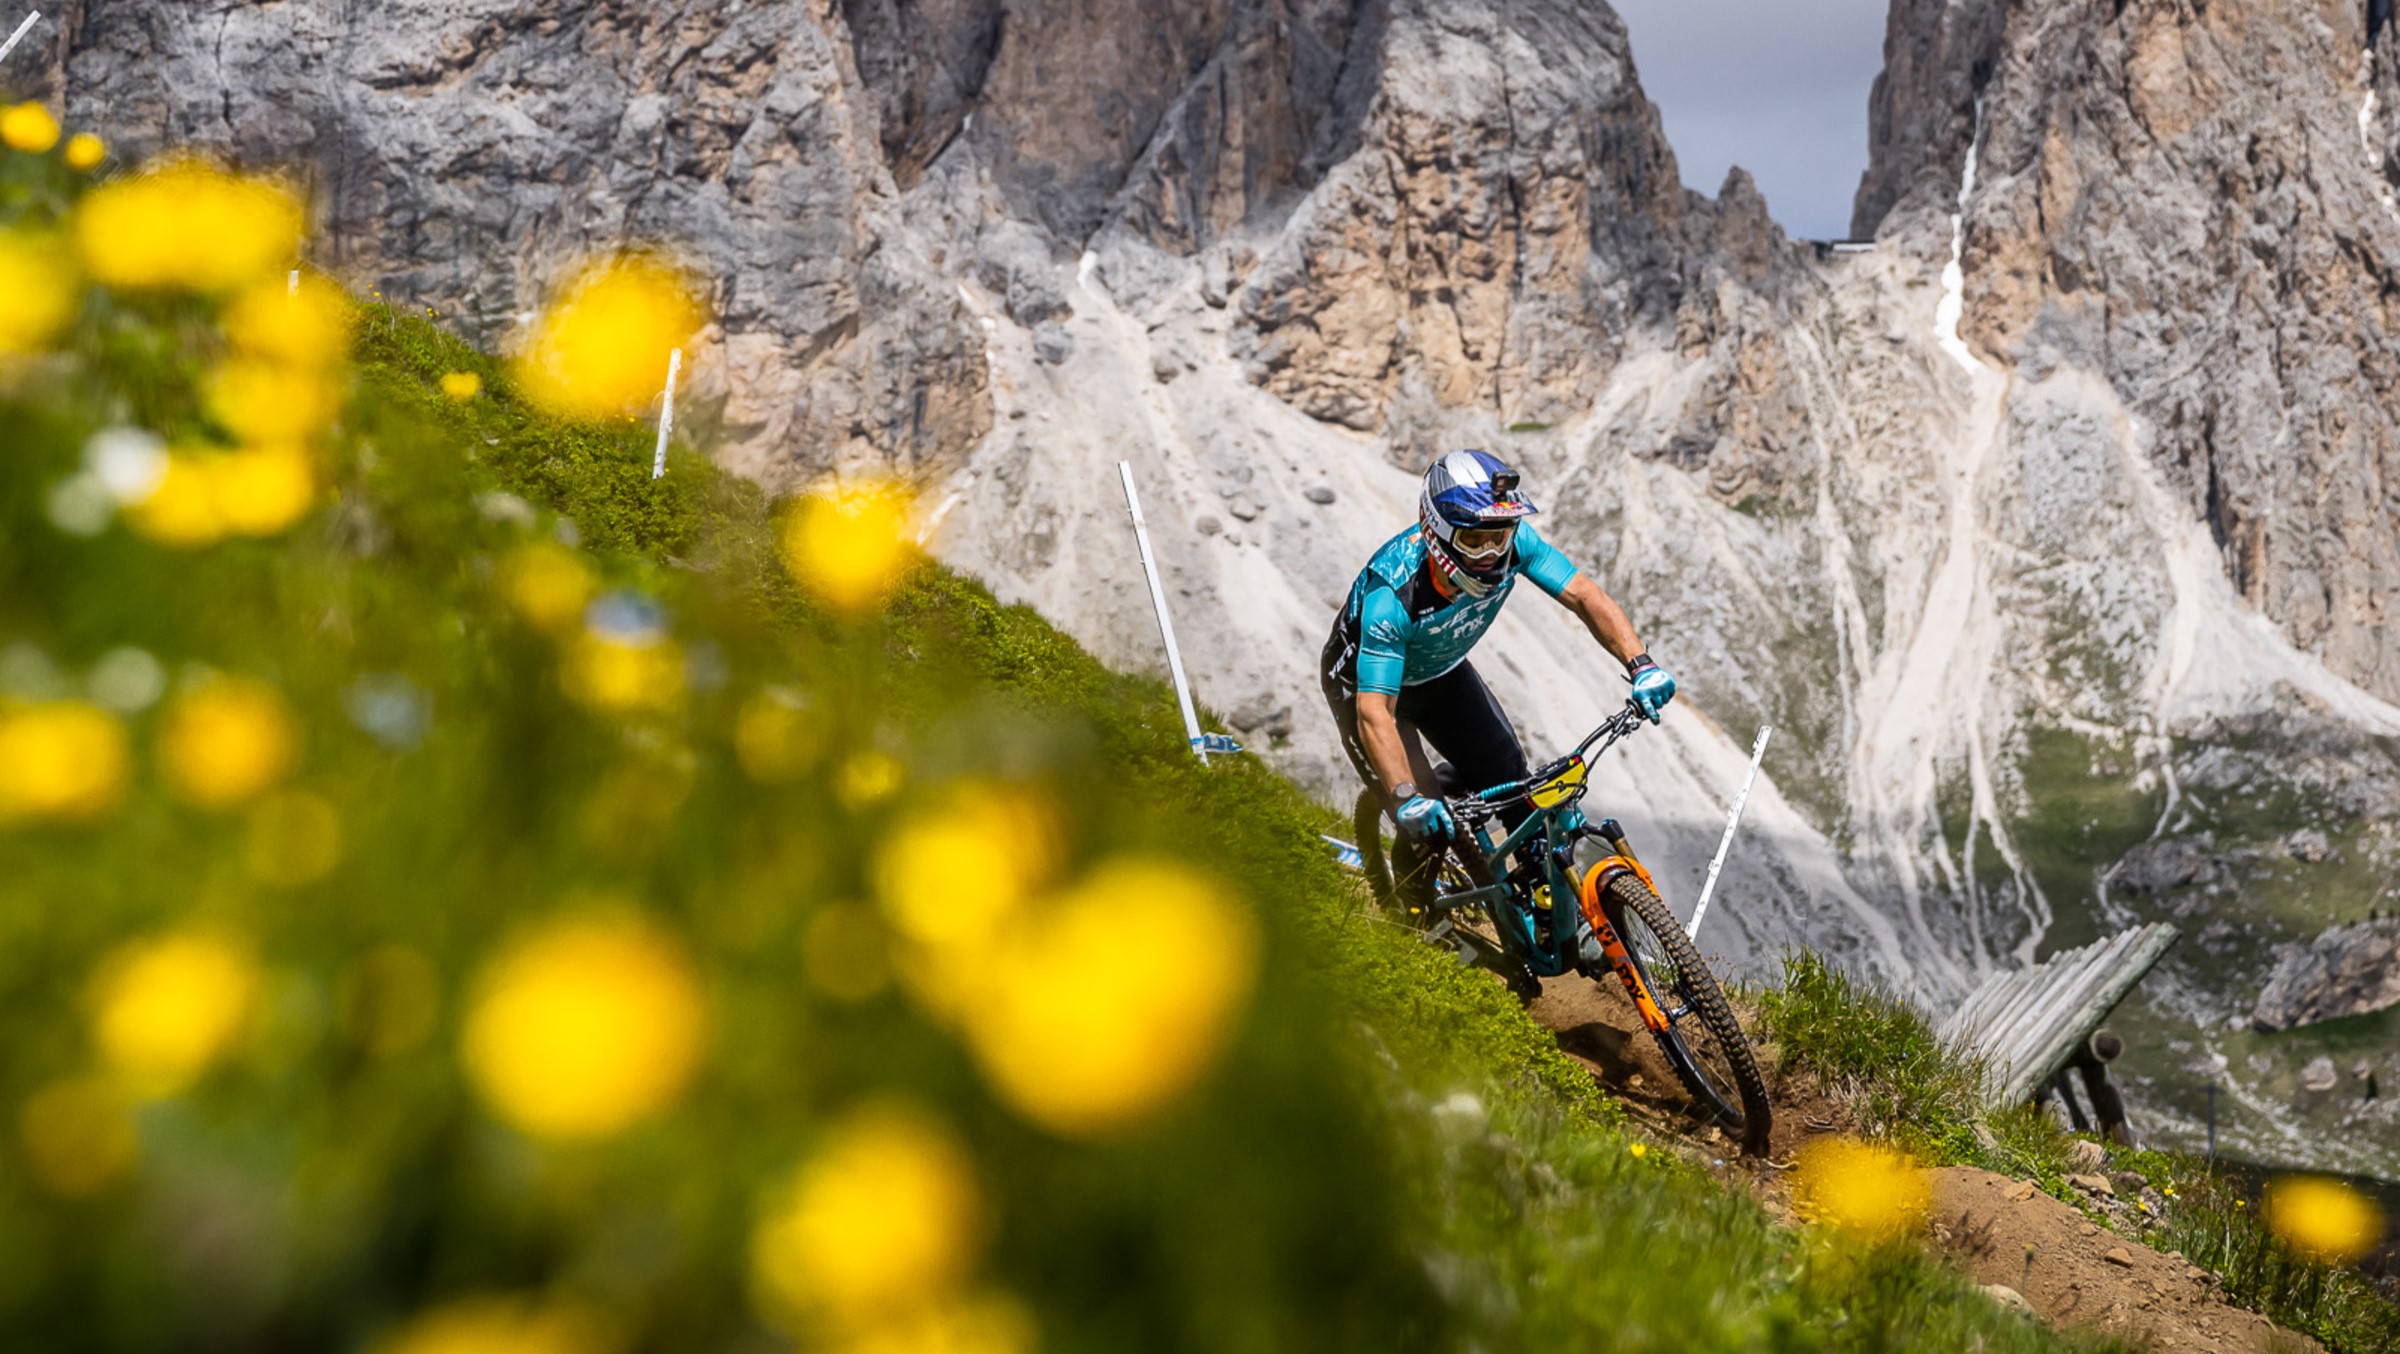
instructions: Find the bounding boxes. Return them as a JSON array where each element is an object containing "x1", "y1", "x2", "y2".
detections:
[{"x1": 2, "y1": 132, "x2": 2383, "y2": 1353}]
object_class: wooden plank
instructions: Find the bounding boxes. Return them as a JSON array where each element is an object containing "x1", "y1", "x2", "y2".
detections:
[
  {"x1": 1939, "y1": 923, "x2": 2182, "y2": 1108},
  {"x1": 1995, "y1": 924, "x2": 2181, "y2": 1104}
]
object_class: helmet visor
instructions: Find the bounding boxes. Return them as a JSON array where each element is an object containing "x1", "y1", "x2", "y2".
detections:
[{"x1": 1451, "y1": 523, "x2": 1516, "y2": 565}]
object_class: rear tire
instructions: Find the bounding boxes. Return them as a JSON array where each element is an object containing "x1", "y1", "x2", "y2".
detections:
[{"x1": 1598, "y1": 871, "x2": 1772, "y2": 1154}]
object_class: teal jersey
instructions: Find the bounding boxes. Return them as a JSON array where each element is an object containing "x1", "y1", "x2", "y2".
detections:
[{"x1": 1326, "y1": 523, "x2": 1579, "y2": 697}]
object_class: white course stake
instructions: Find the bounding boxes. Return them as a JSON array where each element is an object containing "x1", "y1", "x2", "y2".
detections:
[
  {"x1": 1688, "y1": 724, "x2": 1773, "y2": 943},
  {"x1": 1117, "y1": 461, "x2": 1211, "y2": 764},
  {"x1": 0, "y1": 11, "x2": 41, "y2": 67},
  {"x1": 650, "y1": 347, "x2": 681, "y2": 480}
]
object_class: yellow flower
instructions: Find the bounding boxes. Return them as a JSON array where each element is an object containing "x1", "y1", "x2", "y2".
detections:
[
  {"x1": 1, "y1": 102, "x2": 60, "y2": 155},
  {"x1": 780, "y1": 481, "x2": 918, "y2": 615},
  {"x1": 211, "y1": 443, "x2": 319, "y2": 536},
  {"x1": 751, "y1": 1102, "x2": 982, "y2": 1327},
  {"x1": 1628, "y1": 1142, "x2": 1649, "y2": 1159},
  {"x1": 0, "y1": 701, "x2": 129, "y2": 825},
  {"x1": 2267, "y1": 1176, "x2": 2384, "y2": 1263},
  {"x1": 513, "y1": 256, "x2": 700, "y2": 421},
  {"x1": 1792, "y1": 1137, "x2": 1930, "y2": 1240},
  {"x1": 440, "y1": 370, "x2": 482, "y2": 401},
  {"x1": 206, "y1": 359, "x2": 341, "y2": 444},
  {"x1": 159, "y1": 677, "x2": 299, "y2": 809},
  {"x1": 374, "y1": 1296, "x2": 608, "y2": 1354},
  {"x1": 733, "y1": 688, "x2": 818, "y2": 784},
  {"x1": 875, "y1": 784, "x2": 1061, "y2": 950},
  {"x1": 499, "y1": 543, "x2": 595, "y2": 634},
  {"x1": 967, "y1": 859, "x2": 1257, "y2": 1138},
  {"x1": 222, "y1": 272, "x2": 351, "y2": 370},
  {"x1": 562, "y1": 631, "x2": 685, "y2": 714},
  {"x1": 337, "y1": 945, "x2": 442, "y2": 1057},
  {"x1": 77, "y1": 159, "x2": 303, "y2": 294},
  {"x1": 123, "y1": 451, "x2": 228, "y2": 547},
  {"x1": 244, "y1": 788, "x2": 342, "y2": 887},
  {"x1": 0, "y1": 231, "x2": 77, "y2": 357},
  {"x1": 837, "y1": 750, "x2": 906, "y2": 808},
  {"x1": 63, "y1": 132, "x2": 105, "y2": 172},
  {"x1": 18, "y1": 1076, "x2": 138, "y2": 1197},
  {"x1": 462, "y1": 913, "x2": 706, "y2": 1140},
  {"x1": 89, "y1": 930, "x2": 260, "y2": 1097},
  {"x1": 834, "y1": 1293, "x2": 1037, "y2": 1354}
]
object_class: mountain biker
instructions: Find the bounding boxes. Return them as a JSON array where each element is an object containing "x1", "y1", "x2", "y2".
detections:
[{"x1": 1320, "y1": 448, "x2": 1675, "y2": 858}]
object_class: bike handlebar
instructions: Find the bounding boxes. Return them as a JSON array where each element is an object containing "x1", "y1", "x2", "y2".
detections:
[{"x1": 1454, "y1": 700, "x2": 1646, "y2": 810}]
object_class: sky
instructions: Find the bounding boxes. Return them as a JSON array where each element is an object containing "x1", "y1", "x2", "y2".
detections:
[{"x1": 1609, "y1": 0, "x2": 1892, "y2": 241}]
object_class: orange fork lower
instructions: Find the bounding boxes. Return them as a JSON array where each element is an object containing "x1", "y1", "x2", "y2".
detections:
[{"x1": 1577, "y1": 857, "x2": 1672, "y2": 1033}]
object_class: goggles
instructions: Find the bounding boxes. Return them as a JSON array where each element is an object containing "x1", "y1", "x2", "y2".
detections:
[{"x1": 1451, "y1": 523, "x2": 1517, "y2": 562}]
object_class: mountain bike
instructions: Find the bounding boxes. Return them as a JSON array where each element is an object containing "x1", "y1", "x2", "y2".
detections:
[{"x1": 1352, "y1": 701, "x2": 1772, "y2": 1154}]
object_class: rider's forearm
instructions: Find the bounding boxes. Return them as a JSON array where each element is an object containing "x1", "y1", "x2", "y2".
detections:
[
  {"x1": 1355, "y1": 692, "x2": 1417, "y2": 804},
  {"x1": 1561, "y1": 574, "x2": 1645, "y2": 668}
]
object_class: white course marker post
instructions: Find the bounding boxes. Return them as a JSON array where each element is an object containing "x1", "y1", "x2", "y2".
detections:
[
  {"x1": 0, "y1": 11, "x2": 40, "y2": 67},
  {"x1": 650, "y1": 347, "x2": 681, "y2": 480},
  {"x1": 1117, "y1": 461, "x2": 1210, "y2": 764},
  {"x1": 1688, "y1": 724, "x2": 1773, "y2": 943}
]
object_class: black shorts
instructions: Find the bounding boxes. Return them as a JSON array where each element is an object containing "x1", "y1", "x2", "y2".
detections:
[{"x1": 1319, "y1": 644, "x2": 1531, "y2": 820}]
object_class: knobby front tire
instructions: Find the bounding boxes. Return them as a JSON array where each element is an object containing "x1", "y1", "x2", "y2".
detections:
[{"x1": 1599, "y1": 870, "x2": 1772, "y2": 1155}]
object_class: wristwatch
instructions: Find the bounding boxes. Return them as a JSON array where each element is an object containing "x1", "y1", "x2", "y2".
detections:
[{"x1": 1389, "y1": 781, "x2": 1419, "y2": 807}]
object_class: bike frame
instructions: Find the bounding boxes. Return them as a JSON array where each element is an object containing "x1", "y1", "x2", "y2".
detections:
[{"x1": 1424, "y1": 706, "x2": 1679, "y2": 1033}]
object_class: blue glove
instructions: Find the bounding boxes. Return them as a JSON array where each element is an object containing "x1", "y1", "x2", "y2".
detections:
[
  {"x1": 1628, "y1": 654, "x2": 1676, "y2": 724},
  {"x1": 1394, "y1": 795, "x2": 1455, "y2": 842}
]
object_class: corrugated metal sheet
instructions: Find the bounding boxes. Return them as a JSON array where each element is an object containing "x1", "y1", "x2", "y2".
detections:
[{"x1": 1939, "y1": 923, "x2": 2182, "y2": 1106}]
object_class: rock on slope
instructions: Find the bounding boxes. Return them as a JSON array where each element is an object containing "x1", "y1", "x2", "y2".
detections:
[{"x1": 26, "y1": 0, "x2": 2400, "y2": 1164}]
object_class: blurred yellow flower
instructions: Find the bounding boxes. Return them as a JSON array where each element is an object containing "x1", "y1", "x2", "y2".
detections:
[
  {"x1": 500, "y1": 543, "x2": 595, "y2": 633},
  {"x1": 751, "y1": 1102, "x2": 982, "y2": 1327},
  {"x1": 875, "y1": 783, "x2": 1061, "y2": 949},
  {"x1": 375, "y1": 1296, "x2": 609, "y2": 1354},
  {"x1": 78, "y1": 159, "x2": 304, "y2": 293},
  {"x1": 1792, "y1": 1137, "x2": 1930, "y2": 1240},
  {"x1": 462, "y1": 913, "x2": 706, "y2": 1140},
  {"x1": 968, "y1": 859, "x2": 1257, "y2": 1138},
  {"x1": 781, "y1": 481, "x2": 918, "y2": 614},
  {"x1": 18, "y1": 1076, "x2": 138, "y2": 1198},
  {"x1": 0, "y1": 701, "x2": 129, "y2": 825},
  {"x1": 123, "y1": 451, "x2": 227, "y2": 548},
  {"x1": 63, "y1": 132, "x2": 105, "y2": 172},
  {"x1": 1, "y1": 102, "x2": 60, "y2": 155},
  {"x1": 211, "y1": 443, "x2": 319, "y2": 536},
  {"x1": 835, "y1": 1293, "x2": 1038, "y2": 1354},
  {"x1": 562, "y1": 631, "x2": 685, "y2": 714},
  {"x1": 207, "y1": 360, "x2": 342, "y2": 444},
  {"x1": 0, "y1": 231, "x2": 77, "y2": 357},
  {"x1": 1628, "y1": 1142, "x2": 1649, "y2": 1159},
  {"x1": 837, "y1": 750, "x2": 906, "y2": 808},
  {"x1": 441, "y1": 371, "x2": 482, "y2": 401},
  {"x1": 159, "y1": 677, "x2": 300, "y2": 809},
  {"x1": 513, "y1": 256, "x2": 699, "y2": 421},
  {"x1": 244, "y1": 788, "x2": 343, "y2": 887},
  {"x1": 89, "y1": 930, "x2": 260, "y2": 1097},
  {"x1": 733, "y1": 688, "x2": 818, "y2": 784},
  {"x1": 337, "y1": 945, "x2": 443, "y2": 1057},
  {"x1": 223, "y1": 273, "x2": 351, "y2": 370},
  {"x1": 2267, "y1": 1175, "x2": 2384, "y2": 1263}
]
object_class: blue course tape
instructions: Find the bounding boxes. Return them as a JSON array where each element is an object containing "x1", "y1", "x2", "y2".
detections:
[{"x1": 1319, "y1": 834, "x2": 1364, "y2": 871}]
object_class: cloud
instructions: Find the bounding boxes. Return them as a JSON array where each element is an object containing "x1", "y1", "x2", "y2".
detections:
[{"x1": 1611, "y1": 0, "x2": 1890, "y2": 240}]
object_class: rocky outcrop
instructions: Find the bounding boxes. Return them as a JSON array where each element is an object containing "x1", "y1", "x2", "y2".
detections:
[
  {"x1": 1857, "y1": 0, "x2": 2400, "y2": 706},
  {"x1": 2251, "y1": 918, "x2": 2400, "y2": 1031}
]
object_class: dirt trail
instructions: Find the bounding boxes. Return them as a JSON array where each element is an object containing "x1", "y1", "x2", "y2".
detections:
[{"x1": 1527, "y1": 972, "x2": 2324, "y2": 1351}]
